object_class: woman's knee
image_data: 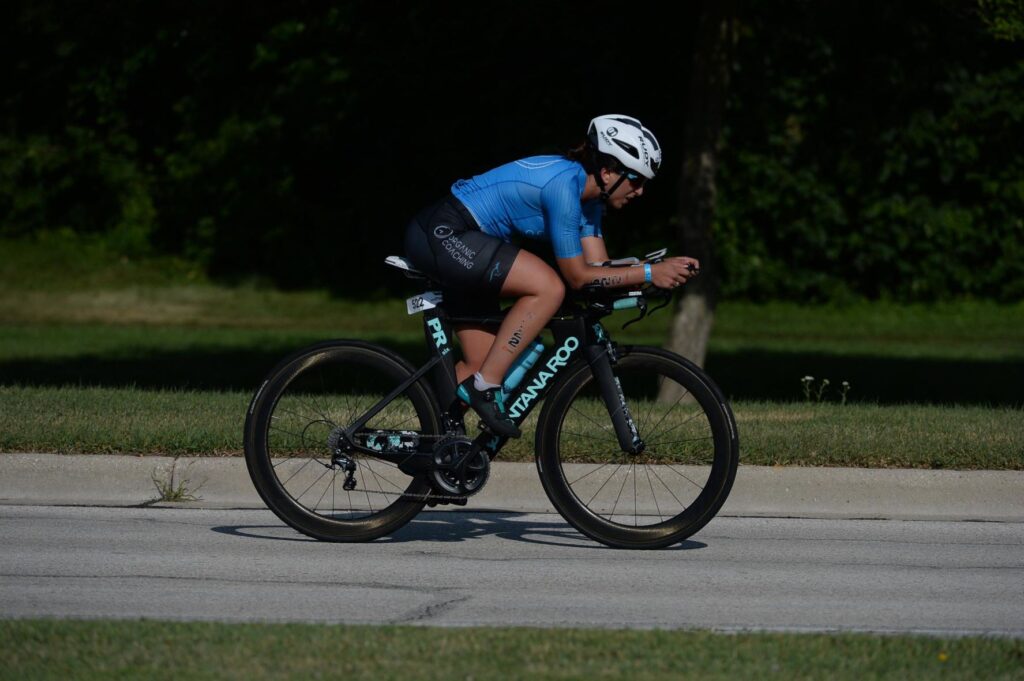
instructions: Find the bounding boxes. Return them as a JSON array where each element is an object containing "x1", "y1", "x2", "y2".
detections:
[
  {"x1": 538, "y1": 273, "x2": 566, "y2": 310},
  {"x1": 504, "y1": 252, "x2": 565, "y2": 303}
]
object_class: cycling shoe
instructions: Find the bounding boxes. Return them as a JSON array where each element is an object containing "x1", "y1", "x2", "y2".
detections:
[{"x1": 456, "y1": 378, "x2": 522, "y2": 439}]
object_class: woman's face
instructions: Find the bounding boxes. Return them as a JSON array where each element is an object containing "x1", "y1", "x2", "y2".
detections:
[{"x1": 601, "y1": 168, "x2": 646, "y2": 209}]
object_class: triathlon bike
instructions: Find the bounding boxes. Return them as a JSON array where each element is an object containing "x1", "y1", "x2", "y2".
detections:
[{"x1": 243, "y1": 250, "x2": 738, "y2": 549}]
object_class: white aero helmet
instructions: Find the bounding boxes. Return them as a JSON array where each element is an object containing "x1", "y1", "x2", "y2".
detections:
[{"x1": 587, "y1": 114, "x2": 662, "y2": 180}]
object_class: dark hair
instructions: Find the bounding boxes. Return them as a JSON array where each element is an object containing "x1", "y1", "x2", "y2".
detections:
[{"x1": 565, "y1": 141, "x2": 623, "y2": 175}]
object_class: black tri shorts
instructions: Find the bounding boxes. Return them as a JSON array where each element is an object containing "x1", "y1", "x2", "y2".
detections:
[{"x1": 403, "y1": 193, "x2": 520, "y2": 315}]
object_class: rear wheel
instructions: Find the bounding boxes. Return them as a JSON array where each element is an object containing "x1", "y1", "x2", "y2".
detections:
[
  {"x1": 244, "y1": 341, "x2": 441, "y2": 541},
  {"x1": 535, "y1": 346, "x2": 738, "y2": 549}
]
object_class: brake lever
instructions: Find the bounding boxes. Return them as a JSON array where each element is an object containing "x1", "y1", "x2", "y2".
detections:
[
  {"x1": 650, "y1": 263, "x2": 699, "y2": 314},
  {"x1": 646, "y1": 292, "x2": 672, "y2": 317},
  {"x1": 621, "y1": 300, "x2": 648, "y2": 330}
]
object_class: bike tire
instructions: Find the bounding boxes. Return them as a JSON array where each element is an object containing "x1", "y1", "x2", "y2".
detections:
[
  {"x1": 244, "y1": 340, "x2": 441, "y2": 541},
  {"x1": 535, "y1": 346, "x2": 738, "y2": 549}
]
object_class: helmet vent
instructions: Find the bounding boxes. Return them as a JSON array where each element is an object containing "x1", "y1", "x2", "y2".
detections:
[{"x1": 612, "y1": 139, "x2": 640, "y2": 159}]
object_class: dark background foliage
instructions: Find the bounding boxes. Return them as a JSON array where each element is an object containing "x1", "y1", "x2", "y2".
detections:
[{"x1": 2, "y1": 1, "x2": 1021, "y2": 300}]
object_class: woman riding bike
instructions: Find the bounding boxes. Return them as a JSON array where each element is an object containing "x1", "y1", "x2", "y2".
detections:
[{"x1": 404, "y1": 114, "x2": 699, "y2": 439}]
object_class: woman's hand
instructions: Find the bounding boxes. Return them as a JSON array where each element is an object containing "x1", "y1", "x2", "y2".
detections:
[{"x1": 650, "y1": 257, "x2": 701, "y2": 289}]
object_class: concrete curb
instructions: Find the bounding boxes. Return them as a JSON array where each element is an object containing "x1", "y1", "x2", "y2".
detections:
[{"x1": 1, "y1": 453, "x2": 1022, "y2": 521}]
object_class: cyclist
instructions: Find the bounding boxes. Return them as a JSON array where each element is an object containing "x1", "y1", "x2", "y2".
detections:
[{"x1": 404, "y1": 114, "x2": 699, "y2": 438}]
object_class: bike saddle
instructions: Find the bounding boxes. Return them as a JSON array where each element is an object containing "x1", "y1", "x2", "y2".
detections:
[{"x1": 384, "y1": 255, "x2": 429, "y2": 281}]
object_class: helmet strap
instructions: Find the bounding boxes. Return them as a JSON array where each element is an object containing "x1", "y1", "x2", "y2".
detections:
[{"x1": 599, "y1": 173, "x2": 628, "y2": 202}]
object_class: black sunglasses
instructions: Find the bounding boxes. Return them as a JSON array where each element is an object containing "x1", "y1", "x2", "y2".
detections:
[{"x1": 622, "y1": 169, "x2": 646, "y2": 185}]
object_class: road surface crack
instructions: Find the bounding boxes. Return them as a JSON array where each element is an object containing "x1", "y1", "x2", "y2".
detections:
[{"x1": 394, "y1": 593, "x2": 471, "y2": 624}]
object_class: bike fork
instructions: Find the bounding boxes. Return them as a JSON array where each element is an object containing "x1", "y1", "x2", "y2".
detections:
[{"x1": 583, "y1": 345, "x2": 644, "y2": 455}]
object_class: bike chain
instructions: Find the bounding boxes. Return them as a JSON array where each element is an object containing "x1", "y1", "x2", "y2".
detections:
[
  {"x1": 370, "y1": 441, "x2": 484, "y2": 505},
  {"x1": 330, "y1": 427, "x2": 490, "y2": 504}
]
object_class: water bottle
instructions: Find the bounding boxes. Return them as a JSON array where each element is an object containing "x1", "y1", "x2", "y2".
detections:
[{"x1": 502, "y1": 341, "x2": 545, "y2": 396}]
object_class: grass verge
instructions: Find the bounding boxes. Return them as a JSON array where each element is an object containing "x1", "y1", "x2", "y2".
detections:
[
  {"x1": 2, "y1": 320, "x2": 1022, "y2": 406},
  {"x1": 2, "y1": 619, "x2": 1022, "y2": 681},
  {"x1": 1, "y1": 386, "x2": 1020, "y2": 469},
  {"x1": 2, "y1": 293, "x2": 1022, "y2": 361}
]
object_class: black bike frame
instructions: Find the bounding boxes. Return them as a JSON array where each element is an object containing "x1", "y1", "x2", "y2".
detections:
[{"x1": 342, "y1": 295, "x2": 645, "y2": 462}]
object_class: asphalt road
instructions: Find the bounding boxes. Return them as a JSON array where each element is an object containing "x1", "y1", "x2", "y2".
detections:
[{"x1": 2, "y1": 505, "x2": 1022, "y2": 636}]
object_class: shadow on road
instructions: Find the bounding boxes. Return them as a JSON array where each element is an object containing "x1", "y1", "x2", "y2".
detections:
[{"x1": 211, "y1": 511, "x2": 708, "y2": 551}]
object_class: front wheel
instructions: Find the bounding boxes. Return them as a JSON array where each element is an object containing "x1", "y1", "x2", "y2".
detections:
[{"x1": 535, "y1": 346, "x2": 738, "y2": 549}]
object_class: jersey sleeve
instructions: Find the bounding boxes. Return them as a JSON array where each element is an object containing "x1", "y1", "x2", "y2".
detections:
[
  {"x1": 580, "y1": 200, "x2": 603, "y2": 240},
  {"x1": 540, "y1": 169, "x2": 585, "y2": 259}
]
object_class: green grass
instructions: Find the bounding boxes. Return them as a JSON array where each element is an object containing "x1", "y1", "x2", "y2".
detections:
[
  {"x1": 3, "y1": 235, "x2": 1022, "y2": 362},
  {"x1": 2, "y1": 385, "x2": 1020, "y2": 469},
  {"x1": 2, "y1": 619, "x2": 1022, "y2": 681},
  {"x1": 2, "y1": 290, "x2": 1021, "y2": 361},
  {"x1": 1, "y1": 317, "x2": 1022, "y2": 405},
  {"x1": 2, "y1": 236, "x2": 1022, "y2": 459},
  {"x1": 0, "y1": 234, "x2": 208, "y2": 291},
  {"x1": 710, "y1": 300, "x2": 1024, "y2": 360}
]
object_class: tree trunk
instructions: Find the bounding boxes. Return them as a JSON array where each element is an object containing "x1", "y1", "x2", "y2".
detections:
[{"x1": 661, "y1": 0, "x2": 738, "y2": 402}]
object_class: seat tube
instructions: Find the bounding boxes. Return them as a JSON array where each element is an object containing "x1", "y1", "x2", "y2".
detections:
[
  {"x1": 423, "y1": 308, "x2": 458, "y2": 406},
  {"x1": 583, "y1": 344, "x2": 644, "y2": 454}
]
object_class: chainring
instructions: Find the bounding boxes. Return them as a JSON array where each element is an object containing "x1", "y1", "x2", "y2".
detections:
[{"x1": 429, "y1": 435, "x2": 490, "y2": 497}]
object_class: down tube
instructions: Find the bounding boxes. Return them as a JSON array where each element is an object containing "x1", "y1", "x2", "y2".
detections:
[{"x1": 504, "y1": 317, "x2": 589, "y2": 426}]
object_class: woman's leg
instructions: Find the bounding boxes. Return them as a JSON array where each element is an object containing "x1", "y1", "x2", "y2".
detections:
[
  {"x1": 476, "y1": 250, "x2": 565, "y2": 385},
  {"x1": 454, "y1": 325, "x2": 494, "y2": 384}
]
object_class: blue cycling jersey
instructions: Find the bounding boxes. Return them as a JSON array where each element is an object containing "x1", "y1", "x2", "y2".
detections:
[{"x1": 451, "y1": 156, "x2": 603, "y2": 259}]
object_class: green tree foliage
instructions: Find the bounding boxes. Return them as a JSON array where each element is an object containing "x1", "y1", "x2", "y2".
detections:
[
  {"x1": 716, "y1": 1, "x2": 1024, "y2": 301},
  {"x1": 0, "y1": 1, "x2": 689, "y2": 292},
  {"x1": 1, "y1": 1, "x2": 1021, "y2": 301},
  {"x1": 979, "y1": 0, "x2": 1024, "y2": 40}
]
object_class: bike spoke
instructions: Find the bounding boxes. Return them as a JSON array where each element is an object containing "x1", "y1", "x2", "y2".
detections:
[
  {"x1": 294, "y1": 465, "x2": 332, "y2": 503},
  {"x1": 568, "y1": 404, "x2": 615, "y2": 435},
  {"x1": 648, "y1": 465, "x2": 690, "y2": 510},
  {"x1": 279, "y1": 456, "x2": 317, "y2": 486},
  {"x1": 642, "y1": 389, "x2": 690, "y2": 442},
  {"x1": 643, "y1": 436, "x2": 716, "y2": 456},
  {"x1": 268, "y1": 423, "x2": 318, "y2": 444},
  {"x1": 567, "y1": 461, "x2": 616, "y2": 486},
  {"x1": 643, "y1": 465, "x2": 664, "y2": 523},
  {"x1": 340, "y1": 389, "x2": 357, "y2": 426},
  {"x1": 562, "y1": 430, "x2": 618, "y2": 443},
  {"x1": 663, "y1": 462, "x2": 707, "y2": 491},
  {"x1": 273, "y1": 406, "x2": 325, "y2": 427},
  {"x1": 363, "y1": 479, "x2": 374, "y2": 514},
  {"x1": 362, "y1": 458, "x2": 405, "y2": 495},
  {"x1": 646, "y1": 435, "x2": 713, "y2": 448},
  {"x1": 375, "y1": 403, "x2": 419, "y2": 431},
  {"x1": 608, "y1": 463, "x2": 632, "y2": 522},
  {"x1": 644, "y1": 408, "x2": 705, "y2": 445},
  {"x1": 313, "y1": 469, "x2": 336, "y2": 512},
  {"x1": 366, "y1": 461, "x2": 389, "y2": 502},
  {"x1": 585, "y1": 463, "x2": 624, "y2": 507},
  {"x1": 633, "y1": 460, "x2": 638, "y2": 526},
  {"x1": 314, "y1": 372, "x2": 336, "y2": 427},
  {"x1": 356, "y1": 453, "x2": 400, "y2": 469},
  {"x1": 271, "y1": 451, "x2": 321, "y2": 469}
]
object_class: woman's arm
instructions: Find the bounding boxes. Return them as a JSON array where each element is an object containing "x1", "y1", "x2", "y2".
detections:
[
  {"x1": 556, "y1": 253, "x2": 700, "y2": 290},
  {"x1": 581, "y1": 236, "x2": 610, "y2": 265}
]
